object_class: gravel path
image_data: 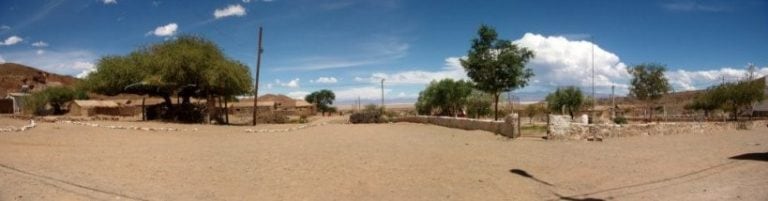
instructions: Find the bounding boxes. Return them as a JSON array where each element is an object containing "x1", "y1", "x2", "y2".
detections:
[{"x1": 0, "y1": 117, "x2": 766, "y2": 200}]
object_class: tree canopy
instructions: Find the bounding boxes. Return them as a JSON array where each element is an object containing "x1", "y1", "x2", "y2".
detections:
[
  {"x1": 460, "y1": 24, "x2": 534, "y2": 120},
  {"x1": 415, "y1": 79, "x2": 474, "y2": 117},
  {"x1": 83, "y1": 35, "x2": 253, "y2": 107},
  {"x1": 305, "y1": 89, "x2": 336, "y2": 116},
  {"x1": 25, "y1": 86, "x2": 77, "y2": 115},
  {"x1": 545, "y1": 86, "x2": 584, "y2": 118},
  {"x1": 687, "y1": 80, "x2": 765, "y2": 120},
  {"x1": 628, "y1": 63, "x2": 671, "y2": 121}
]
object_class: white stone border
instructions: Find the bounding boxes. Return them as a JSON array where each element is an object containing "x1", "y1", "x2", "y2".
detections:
[
  {"x1": 0, "y1": 120, "x2": 36, "y2": 132},
  {"x1": 245, "y1": 122, "x2": 328, "y2": 133},
  {"x1": 59, "y1": 120, "x2": 198, "y2": 132}
]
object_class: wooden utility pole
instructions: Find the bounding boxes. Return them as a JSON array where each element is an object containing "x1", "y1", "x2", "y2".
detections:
[
  {"x1": 380, "y1": 79, "x2": 385, "y2": 110},
  {"x1": 252, "y1": 27, "x2": 263, "y2": 126}
]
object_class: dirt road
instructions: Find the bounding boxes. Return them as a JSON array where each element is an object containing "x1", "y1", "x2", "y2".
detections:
[{"x1": 0, "y1": 117, "x2": 766, "y2": 200}]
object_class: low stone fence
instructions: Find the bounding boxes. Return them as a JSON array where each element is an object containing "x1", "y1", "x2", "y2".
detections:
[
  {"x1": 395, "y1": 115, "x2": 518, "y2": 138},
  {"x1": 547, "y1": 114, "x2": 768, "y2": 140}
]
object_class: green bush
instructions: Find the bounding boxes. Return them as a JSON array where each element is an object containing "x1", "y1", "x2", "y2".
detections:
[
  {"x1": 350, "y1": 111, "x2": 383, "y2": 124},
  {"x1": 24, "y1": 86, "x2": 77, "y2": 115},
  {"x1": 613, "y1": 116, "x2": 628, "y2": 124}
]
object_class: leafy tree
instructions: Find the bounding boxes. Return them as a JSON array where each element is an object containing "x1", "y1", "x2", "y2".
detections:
[
  {"x1": 363, "y1": 104, "x2": 380, "y2": 113},
  {"x1": 461, "y1": 24, "x2": 534, "y2": 120},
  {"x1": 25, "y1": 86, "x2": 76, "y2": 115},
  {"x1": 719, "y1": 80, "x2": 765, "y2": 120},
  {"x1": 305, "y1": 89, "x2": 336, "y2": 116},
  {"x1": 414, "y1": 79, "x2": 474, "y2": 116},
  {"x1": 686, "y1": 80, "x2": 765, "y2": 120},
  {"x1": 83, "y1": 35, "x2": 253, "y2": 121},
  {"x1": 524, "y1": 103, "x2": 545, "y2": 123},
  {"x1": 628, "y1": 63, "x2": 671, "y2": 121},
  {"x1": 545, "y1": 86, "x2": 584, "y2": 118},
  {"x1": 465, "y1": 90, "x2": 493, "y2": 118},
  {"x1": 685, "y1": 88, "x2": 723, "y2": 118}
]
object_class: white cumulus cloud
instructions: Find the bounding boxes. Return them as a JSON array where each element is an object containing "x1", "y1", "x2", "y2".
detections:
[
  {"x1": 0, "y1": 25, "x2": 10, "y2": 30},
  {"x1": 287, "y1": 91, "x2": 309, "y2": 99},
  {"x1": 214, "y1": 4, "x2": 246, "y2": 19},
  {"x1": 31, "y1": 41, "x2": 48, "y2": 47},
  {"x1": 355, "y1": 57, "x2": 468, "y2": 85},
  {"x1": 73, "y1": 61, "x2": 96, "y2": 78},
  {"x1": 103, "y1": 0, "x2": 117, "y2": 4},
  {"x1": 513, "y1": 33, "x2": 631, "y2": 94},
  {"x1": 311, "y1": 77, "x2": 338, "y2": 84},
  {"x1": 1, "y1": 35, "x2": 23, "y2": 46},
  {"x1": 666, "y1": 66, "x2": 768, "y2": 91},
  {"x1": 275, "y1": 78, "x2": 300, "y2": 88},
  {"x1": 334, "y1": 86, "x2": 392, "y2": 101},
  {"x1": 36, "y1": 50, "x2": 45, "y2": 55},
  {"x1": 150, "y1": 23, "x2": 177, "y2": 37}
]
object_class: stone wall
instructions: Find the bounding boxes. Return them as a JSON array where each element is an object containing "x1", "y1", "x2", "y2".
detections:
[
  {"x1": 547, "y1": 114, "x2": 768, "y2": 140},
  {"x1": 395, "y1": 115, "x2": 518, "y2": 138}
]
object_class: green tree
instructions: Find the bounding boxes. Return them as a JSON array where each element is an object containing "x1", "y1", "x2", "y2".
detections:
[
  {"x1": 524, "y1": 103, "x2": 545, "y2": 123},
  {"x1": 25, "y1": 86, "x2": 76, "y2": 115},
  {"x1": 414, "y1": 79, "x2": 474, "y2": 116},
  {"x1": 305, "y1": 89, "x2": 336, "y2": 116},
  {"x1": 720, "y1": 80, "x2": 765, "y2": 120},
  {"x1": 461, "y1": 25, "x2": 535, "y2": 120},
  {"x1": 83, "y1": 35, "x2": 253, "y2": 121},
  {"x1": 628, "y1": 63, "x2": 671, "y2": 121},
  {"x1": 684, "y1": 88, "x2": 723, "y2": 118},
  {"x1": 545, "y1": 86, "x2": 584, "y2": 118},
  {"x1": 465, "y1": 90, "x2": 493, "y2": 118}
]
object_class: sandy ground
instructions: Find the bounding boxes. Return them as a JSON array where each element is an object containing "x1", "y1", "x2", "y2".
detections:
[{"x1": 0, "y1": 117, "x2": 766, "y2": 201}]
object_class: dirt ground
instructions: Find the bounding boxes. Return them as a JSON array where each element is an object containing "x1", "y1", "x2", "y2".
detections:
[{"x1": 0, "y1": 117, "x2": 766, "y2": 201}]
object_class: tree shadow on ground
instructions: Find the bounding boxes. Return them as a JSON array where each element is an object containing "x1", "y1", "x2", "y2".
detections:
[
  {"x1": 554, "y1": 194, "x2": 606, "y2": 201},
  {"x1": 509, "y1": 169, "x2": 553, "y2": 186},
  {"x1": 730, "y1": 152, "x2": 768, "y2": 162},
  {"x1": 509, "y1": 168, "x2": 607, "y2": 201}
]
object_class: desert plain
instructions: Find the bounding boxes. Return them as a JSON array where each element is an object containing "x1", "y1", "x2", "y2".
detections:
[{"x1": 0, "y1": 117, "x2": 767, "y2": 201}]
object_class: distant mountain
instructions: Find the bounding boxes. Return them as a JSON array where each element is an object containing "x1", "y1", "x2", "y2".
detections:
[{"x1": 0, "y1": 63, "x2": 80, "y2": 97}]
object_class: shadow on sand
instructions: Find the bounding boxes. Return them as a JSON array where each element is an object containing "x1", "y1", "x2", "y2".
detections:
[
  {"x1": 729, "y1": 152, "x2": 768, "y2": 162},
  {"x1": 509, "y1": 169, "x2": 553, "y2": 186},
  {"x1": 508, "y1": 168, "x2": 607, "y2": 200}
]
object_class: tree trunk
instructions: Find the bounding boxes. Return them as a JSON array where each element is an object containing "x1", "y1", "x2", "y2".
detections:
[
  {"x1": 141, "y1": 97, "x2": 146, "y2": 121},
  {"x1": 204, "y1": 95, "x2": 215, "y2": 124},
  {"x1": 647, "y1": 102, "x2": 653, "y2": 122},
  {"x1": 52, "y1": 104, "x2": 61, "y2": 114},
  {"x1": 493, "y1": 93, "x2": 500, "y2": 121},
  {"x1": 224, "y1": 97, "x2": 229, "y2": 125},
  {"x1": 182, "y1": 95, "x2": 191, "y2": 105},
  {"x1": 163, "y1": 95, "x2": 173, "y2": 110}
]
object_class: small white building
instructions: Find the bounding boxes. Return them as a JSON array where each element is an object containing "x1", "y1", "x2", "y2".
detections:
[{"x1": 5, "y1": 93, "x2": 30, "y2": 114}]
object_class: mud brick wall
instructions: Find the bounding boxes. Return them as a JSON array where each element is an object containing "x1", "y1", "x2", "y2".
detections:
[
  {"x1": 396, "y1": 115, "x2": 519, "y2": 138},
  {"x1": 547, "y1": 114, "x2": 767, "y2": 140}
]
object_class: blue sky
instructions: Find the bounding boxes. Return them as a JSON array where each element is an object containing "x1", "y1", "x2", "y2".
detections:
[{"x1": 0, "y1": 0, "x2": 766, "y2": 104}]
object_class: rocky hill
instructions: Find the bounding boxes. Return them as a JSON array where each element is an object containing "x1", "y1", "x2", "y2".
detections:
[{"x1": 0, "y1": 63, "x2": 80, "y2": 97}]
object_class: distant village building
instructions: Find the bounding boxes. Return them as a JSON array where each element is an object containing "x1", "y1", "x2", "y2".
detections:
[
  {"x1": 69, "y1": 100, "x2": 120, "y2": 116},
  {"x1": 5, "y1": 93, "x2": 29, "y2": 114}
]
